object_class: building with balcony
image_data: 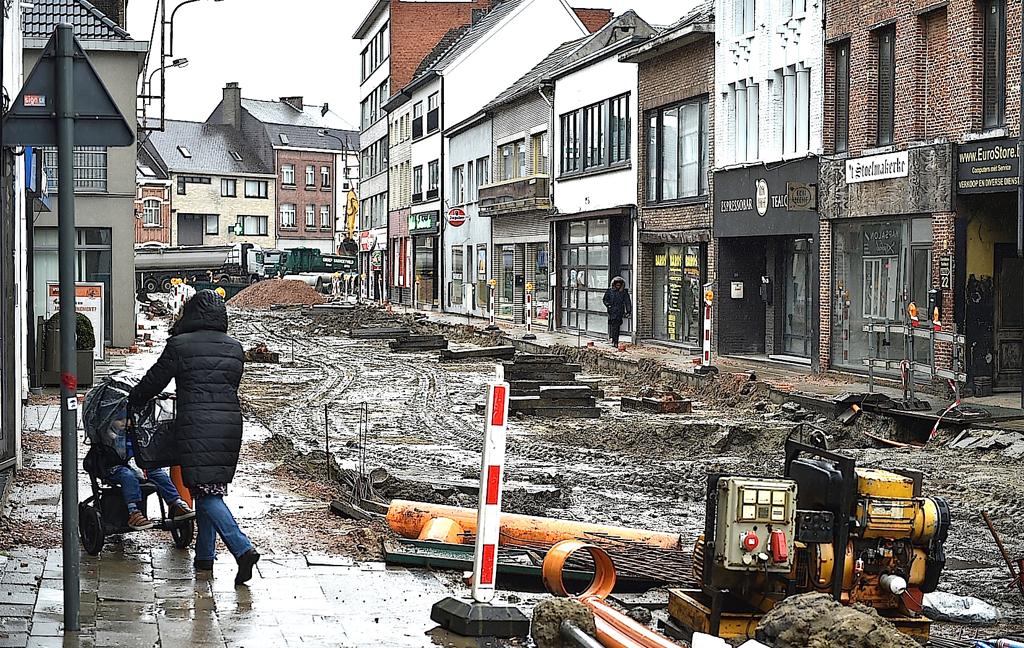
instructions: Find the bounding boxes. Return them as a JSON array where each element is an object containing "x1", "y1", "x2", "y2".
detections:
[
  {"x1": 550, "y1": 12, "x2": 656, "y2": 338},
  {"x1": 620, "y1": 5, "x2": 714, "y2": 349}
]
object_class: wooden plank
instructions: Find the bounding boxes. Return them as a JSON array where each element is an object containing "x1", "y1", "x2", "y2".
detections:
[{"x1": 440, "y1": 346, "x2": 516, "y2": 360}]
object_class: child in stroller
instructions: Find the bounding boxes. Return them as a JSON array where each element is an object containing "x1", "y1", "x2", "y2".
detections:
[
  {"x1": 95, "y1": 406, "x2": 195, "y2": 530},
  {"x1": 80, "y1": 373, "x2": 197, "y2": 555}
]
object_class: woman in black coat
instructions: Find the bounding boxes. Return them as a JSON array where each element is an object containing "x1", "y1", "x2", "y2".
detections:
[
  {"x1": 129, "y1": 290, "x2": 260, "y2": 585},
  {"x1": 602, "y1": 276, "x2": 631, "y2": 347}
]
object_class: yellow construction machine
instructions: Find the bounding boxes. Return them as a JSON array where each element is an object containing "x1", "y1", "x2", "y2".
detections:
[{"x1": 668, "y1": 438, "x2": 951, "y2": 642}]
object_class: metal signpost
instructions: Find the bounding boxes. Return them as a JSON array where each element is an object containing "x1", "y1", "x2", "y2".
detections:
[{"x1": 2, "y1": 24, "x2": 134, "y2": 631}]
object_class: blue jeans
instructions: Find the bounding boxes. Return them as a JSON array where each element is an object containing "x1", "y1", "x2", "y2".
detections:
[
  {"x1": 107, "y1": 466, "x2": 182, "y2": 510},
  {"x1": 194, "y1": 495, "x2": 253, "y2": 562}
]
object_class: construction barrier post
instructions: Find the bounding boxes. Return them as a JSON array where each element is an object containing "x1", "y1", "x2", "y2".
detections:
[
  {"x1": 523, "y1": 283, "x2": 536, "y2": 341},
  {"x1": 429, "y1": 366, "x2": 528, "y2": 637},
  {"x1": 695, "y1": 285, "x2": 718, "y2": 376},
  {"x1": 485, "y1": 279, "x2": 499, "y2": 331}
]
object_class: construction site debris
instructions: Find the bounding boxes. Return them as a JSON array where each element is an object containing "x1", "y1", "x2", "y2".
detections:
[
  {"x1": 501, "y1": 355, "x2": 600, "y2": 418},
  {"x1": 228, "y1": 279, "x2": 326, "y2": 309},
  {"x1": 531, "y1": 599, "x2": 598, "y2": 648},
  {"x1": 755, "y1": 592, "x2": 919, "y2": 648},
  {"x1": 542, "y1": 540, "x2": 616, "y2": 598},
  {"x1": 389, "y1": 334, "x2": 449, "y2": 352},
  {"x1": 921, "y1": 592, "x2": 1001, "y2": 625},
  {"x1": 440, "y1": 345, "x2": 516, "y2": 361},
  {"x1": 350, "y1": 326, "x2": 412, "y2": 339},
  {"x1": 244, "y1": 343, "x2": 280, "y2": 363},
  {"x1": 621, "y1": 387, "x2": 693, "y2": 414}
]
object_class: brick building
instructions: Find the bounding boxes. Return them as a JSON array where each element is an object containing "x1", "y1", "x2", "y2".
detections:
[
  {"x1": 620, "y1": 5, "x2": 714, "y2": 348},
  {"x1": 820, "y1": 0, "x2": 1021, "y2": 393},
  {"x1": 135, "y1": 147, "x2": 172, "y2": 245}
]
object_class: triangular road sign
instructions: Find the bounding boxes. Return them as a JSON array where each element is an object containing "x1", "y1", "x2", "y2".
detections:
[{"x1": 2, "y1": 27, "x2": 134, "y2": 147}]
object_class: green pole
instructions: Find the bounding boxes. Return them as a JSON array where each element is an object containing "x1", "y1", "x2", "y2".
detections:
[{"x1": 55, "y1": 23, "x2": 81, "y2": 631}]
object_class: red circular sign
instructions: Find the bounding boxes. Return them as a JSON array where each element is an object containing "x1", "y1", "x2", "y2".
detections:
[{"x1": 447, "y1": 208, "x2": 467, "y2": 227}]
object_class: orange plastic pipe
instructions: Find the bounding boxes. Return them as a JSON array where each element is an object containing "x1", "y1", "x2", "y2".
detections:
[
  {"x1": 386, "y1": 500, "x2": 681, "y2": 550},
  {"x1": 542, "y1": 540, "x2": 617, "y2": 598},
  {"x1": 584, "y1": 596, "x2": 680, "y2": 648},
  {"x1": 594, "y1": 616, "x2": 648, "y2": 648},
  {"x1": 170, "y1": 466, "x2": 191, "y2": 507}
]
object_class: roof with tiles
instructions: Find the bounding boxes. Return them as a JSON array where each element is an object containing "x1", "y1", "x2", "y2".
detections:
[
  {"x1": 145, "y1": 120, "x2": 271, "y2": 176},
  {"x1": 23, "y1": 0, "x2": 130, "y2": 40},
  {"x1": 481, "y1": 35, "x2": 592, "y2": 111}
]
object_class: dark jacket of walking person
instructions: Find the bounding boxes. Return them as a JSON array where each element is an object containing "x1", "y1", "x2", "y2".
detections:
[
  {"x1": 129, "y1": 289, "x2": 260, "y2": 585},
  {"x1": 602, "y1": 276, "x2": 631, "y2": 347}
]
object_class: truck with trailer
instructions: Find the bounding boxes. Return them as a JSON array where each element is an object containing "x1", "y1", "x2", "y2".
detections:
[
  {"x1": 276, "y1": 247, "x2": 358, "y2": 294},
  {"x1": 135, "y1": 242, "x2": 266, "y2": 293}
]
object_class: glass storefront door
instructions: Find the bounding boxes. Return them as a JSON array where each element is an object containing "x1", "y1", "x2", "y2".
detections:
[
  {"x1": 783, "y1": 237, "x2": 813, "y2": 357},
  {"x1": 653, "y1": 244, "x2": 703, "y2": 345},
  {"x1": 558, "y1": 218, "x2": 631, "y2": 335},
  {"x1": 414, "y1": 236, "x2": 437, "y2": 307}
]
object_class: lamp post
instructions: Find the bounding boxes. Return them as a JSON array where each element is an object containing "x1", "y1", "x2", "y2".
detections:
[
  {"x1": 145, "y1": 57, "x2": 187, "y2": 104},
  {"x1": 151, "y1": 0, "x2": 223, "y2": 129}
]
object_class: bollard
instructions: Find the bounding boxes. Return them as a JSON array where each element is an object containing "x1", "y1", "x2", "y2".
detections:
[
  {"x1": 695, "y1": 285, "x2": 718, "y2": 376},
  {"x1": 523, "y1": 284, "x2": 536, "y2": 341},
  {"x1": 430, "y1": 365, "x2": 529, "y2": 637}
]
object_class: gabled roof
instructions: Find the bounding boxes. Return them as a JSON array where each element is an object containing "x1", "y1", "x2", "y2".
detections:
[
  {"x1": 23, "y1": 0, "x2": 130, "y2": 40},
  {"x1": 405, "y1": 0, "x2": 525, "y2": 91},
  {"x1": 482, "y1": 35, "x2": 591, "y2": 112},
  {"x1": 263, "y1": 124, "x2": 359, "y2": 152},
  {"x1": 145, "y1": 120, "x2": 271, "y2": 176},
  {"x1": 547, "y1": 10, "x2": 657, "y2": 80},
  {"x1": 618, "y1": 3, "x2": 714, "y2": 64},
  {"x1": 236, "y1": 98, "x2": 357, "y2": 152},
  {"x1": 240, "y1": 98, "x2": 352, "y2": 130},
  {"x1": 411, "y1": 26, "x2": 469, "y2": 81}
]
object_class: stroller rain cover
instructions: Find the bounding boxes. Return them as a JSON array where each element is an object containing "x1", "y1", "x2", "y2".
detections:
[{"x1": 83, "y1": 372, "x2": 179, "y2": 471}]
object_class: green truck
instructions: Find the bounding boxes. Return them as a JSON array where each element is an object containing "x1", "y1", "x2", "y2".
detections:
[{"x1": 268, "y1": 247, "x2": 358, "y2": 293}]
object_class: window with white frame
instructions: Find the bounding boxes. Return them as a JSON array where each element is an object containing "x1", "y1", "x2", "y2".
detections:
[
  {"x1": 782, "y1": 0, "x2": 805, "y2": 18},
  {"x1": 466, "y1": 161, "x2": 476, "y2": 202},
  {"x1": 245, "y1": 179, "x2": 269, "y2": 198},
  {"x1": 646, "y1": 96, "x2": 709, "y2": 203},
  {"x1": 43, "y1": 146, "x2": 108, "y2": 192},
  {"x1": 142, "y1": 198, "x2": 161, "y2": 226},
  {"x1": 305, "y1": 204, "x2": 315, "y2": 227},
  {"x1": 780, "y1": 64, "x2": 811, "y2": 155},
  {"x1": 305, "y1": 165, "x2": 316, "y2": 187},
  {"x1": 280, "y1": 203, "x2": 296, "y2": 228},
  {"x1": 282, "y1": 164, "x2": 295, "y2": 185},
  {"x1": 452, "y1": 164, "x2": 465, "y2": 204},
  {"x1": 205, "y1": 215, "x2": 219, "y2": 235},
  {"x1": 320, "y1": 205, "x2": 331, "y2": 229},
  {"x1": 733, "y1": 0, "x2": 754, "y2": 34},
  {"x1": 476, "y1": 156, "x2": 490, "y2": 188},
  {"x1": 321, "y1": 166, "x2": 331, "y2": 188},
  {"x1": 236, "y1": 215, "x2": 268, "y2": 236},
  {"x1": 731, "y1": 80, "x2": 759, "y2": 163}
]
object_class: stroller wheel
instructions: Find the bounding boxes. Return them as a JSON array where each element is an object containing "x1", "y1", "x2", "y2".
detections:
[
  {"x1": 79, "y1": 503, "x2": 105, "y2": 556},
  {"x1": 171, "y1": 518, "x2": 195, "y2": 550}
]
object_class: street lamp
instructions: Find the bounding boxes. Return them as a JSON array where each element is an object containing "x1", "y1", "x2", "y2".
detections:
[
  {"x1": 146, "y1": 57, "x2": 188, "y2": 101},
  {"x1": 166, "y1": 0, "x2": 225, "y2": 57}
]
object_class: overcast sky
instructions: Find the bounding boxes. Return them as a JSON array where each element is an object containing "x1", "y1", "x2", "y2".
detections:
[{"x1": 125, "y1": 0, "x2": 697, "y2": 129}]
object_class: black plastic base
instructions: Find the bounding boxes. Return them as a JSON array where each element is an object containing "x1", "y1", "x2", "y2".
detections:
[
  {"x1": 430, "y1": 597, "x2": 530, "y2": 638},
  {"x1": 485, "y1": 325, "x2": 500, "y2": 332},
  {"x1": 694, "y1": 365, "x2": 719, "y2": 376},
  {"x1": 522, "y1": 334, "x2": 537, "y2": 341}
]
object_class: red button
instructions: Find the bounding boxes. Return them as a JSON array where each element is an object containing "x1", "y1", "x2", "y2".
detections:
[{"x1": 742, "y1": 532, "x2": 759, "y2": 552}]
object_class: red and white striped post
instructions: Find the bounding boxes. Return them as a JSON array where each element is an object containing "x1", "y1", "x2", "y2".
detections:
[
  {"x1": 485, "y1": 279, "x2": 499, "y2": 331},
  {"x1": 523, "y1": 282, "x2": 537, "y2": 340},
  {"x1": 702, "y1": 288, "x2": 713, "y2": 367},
  {"x1": 470, "y1": 368, "x2": 510, "y2": 603}
]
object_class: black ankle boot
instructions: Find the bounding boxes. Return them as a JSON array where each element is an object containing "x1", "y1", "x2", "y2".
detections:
[{"x1": 235, "y1": 549, "x2": 260, "y2": 585}]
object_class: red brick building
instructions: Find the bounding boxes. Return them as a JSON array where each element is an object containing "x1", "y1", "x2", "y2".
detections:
[
  {"x1": 274, "y1": 149, "x2": 338, "y2": 249},
  {"x1": 134, "y1": 183, "x2": 172, "y2": 245},
  {"x1": 620, "y1": 6, "x2": 714, "y2": 347},
  {"x1": 820, "y1": 0, "x2": 1022, "y2": 393}
]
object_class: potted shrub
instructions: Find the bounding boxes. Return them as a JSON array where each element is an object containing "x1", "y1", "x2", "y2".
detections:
[{"x1": 42, "y1": 312, "x2": 96, "y2": 386}]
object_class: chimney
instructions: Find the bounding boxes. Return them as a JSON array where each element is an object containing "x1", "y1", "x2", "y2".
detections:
[
  {"x1": 280, "y1": 96, "x2": 304, "y2": 111},
  {"x1": 222, "y1": 82, "x2": 242, "y2": 129}
]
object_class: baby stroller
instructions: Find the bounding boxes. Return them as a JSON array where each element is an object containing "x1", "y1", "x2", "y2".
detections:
[{"x1": 79, "y1": 372, "x2": 195, "y2": 556}]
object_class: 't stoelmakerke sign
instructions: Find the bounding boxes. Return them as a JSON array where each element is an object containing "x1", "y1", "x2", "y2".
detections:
[{"x1": 956, "y1": 137, "x2": 1019, "y2": 194}]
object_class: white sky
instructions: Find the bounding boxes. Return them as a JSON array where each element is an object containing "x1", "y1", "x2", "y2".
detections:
[{"x1": 125, "y1": 0, "x2": 698, "y2": 128}]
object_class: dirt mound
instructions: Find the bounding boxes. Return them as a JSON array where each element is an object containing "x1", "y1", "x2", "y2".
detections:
[
  {"x1": 228, "y1": 279, "x2": 325, "y2": 310},
  {"x1": 757, "y1": 593, "x2": 918, "y2": 648}
]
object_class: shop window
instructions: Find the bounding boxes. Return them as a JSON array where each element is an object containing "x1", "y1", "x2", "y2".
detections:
[
  {"x1": 653, "y1": 244, "x2": 704, "y2": 345},
  {"x1": 876, "y1": 26, "x2": 896, "y2": 146},
  {"x1": 501, "y1": 246, "x2": 514, "y2": 301},
  {"x1": 983, "y1": 0, "x2": 1006, "y2": 129},
  {"x1": 33, "y1": 228, "x2": 113, "y2": 343},
  {"x1": 452, "y1": 246, "x2": 464, "y2": 306}
]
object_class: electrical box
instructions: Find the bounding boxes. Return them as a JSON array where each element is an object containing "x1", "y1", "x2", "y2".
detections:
[{"x1": 714, "y1": 477, "x2": 797, "y2": 573}]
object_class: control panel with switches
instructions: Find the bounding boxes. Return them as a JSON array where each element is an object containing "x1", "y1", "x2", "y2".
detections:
[{"x1": 713, "y1": 477, "x2": 798, "y2": 573}]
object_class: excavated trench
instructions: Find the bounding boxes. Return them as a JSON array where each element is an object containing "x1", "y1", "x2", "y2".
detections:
[{"x1": 229, "y1": 307, "x2": 1024, "y2": 638}]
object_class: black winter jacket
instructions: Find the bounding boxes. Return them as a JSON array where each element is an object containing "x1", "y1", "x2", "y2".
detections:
[
  {"x1": 602, "y1": 278, "x2": 632, "y2": 321},
  {"x1": 129, "y1": 290, "x2": 244, "y2": 487}
]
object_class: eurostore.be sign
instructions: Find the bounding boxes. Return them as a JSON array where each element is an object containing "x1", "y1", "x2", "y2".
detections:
[
  {"x1": 956, "y1": 138, "x2": 1019, "y2": 194},
  {"x1": 845, "y1": 151, "x2": 909, "y2": 184}
]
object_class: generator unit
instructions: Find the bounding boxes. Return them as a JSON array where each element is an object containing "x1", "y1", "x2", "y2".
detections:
[{"x1": 669, "y1": 439, "x2": 951, "y2": 641}]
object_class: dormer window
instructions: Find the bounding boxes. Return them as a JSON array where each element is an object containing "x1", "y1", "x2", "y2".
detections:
[{"x1": 177, "y1": 145, "x2": 191, "y2": 158}]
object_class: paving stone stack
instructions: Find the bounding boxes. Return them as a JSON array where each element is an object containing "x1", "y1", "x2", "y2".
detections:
[
  {"x1": 504, "y1": 354, "x2": 601, "y2": 419},
  {"x1": 389, "y1": 334, "x2": 449, "y2": 352}
]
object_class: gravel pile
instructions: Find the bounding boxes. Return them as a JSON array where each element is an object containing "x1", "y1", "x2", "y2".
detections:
[{"x1": 228, "y1": 279, "x2": 326, "y2": 310}]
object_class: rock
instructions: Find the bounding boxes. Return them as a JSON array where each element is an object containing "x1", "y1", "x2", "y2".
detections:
[
  {"x1": 531, "y1": 598, "x2": 597, "y2": 648},
  {"x1": 626, "y1": 606, "x2": 652, "y2": 625},
  {"x1": 757, "y1": 593, "x2": 917, "y2": 648}
]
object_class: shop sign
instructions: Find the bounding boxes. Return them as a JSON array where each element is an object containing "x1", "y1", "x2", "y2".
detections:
[
  {"x1": 370, "y1": 250, "x2": 383, "y2": 271},
  {"x1": 45, "y1": 282, "x2": 104, "y2": 360},
  {"x1": 861, "y1": 223, "x2": 902, "y2": 256},
  {"x1": 845, "y1": 151, "x2": 908, "y2": 184},
  {"x1": 956, "y1": 138, "x2": 1020, "y2": 193},
  {"x1": 447, "y1": 207, "x2": 467, "y2": 227},
  {"x1": 358, "y1": 230, "x2": 377, "y2": 252},
  {"x1": 408, "y1": 210, "x2": 439, "y2": 234},
  {"x1": 713, "y1": 157, "x2": 819, "y2": 237},
  {"x1": 787, "y1": 182, "x2": 817, "y2": 211}
]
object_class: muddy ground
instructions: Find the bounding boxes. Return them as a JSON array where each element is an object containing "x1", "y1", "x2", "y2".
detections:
[{"x1": 228, "y1": 306, "x2": 1024, "y2": 641}]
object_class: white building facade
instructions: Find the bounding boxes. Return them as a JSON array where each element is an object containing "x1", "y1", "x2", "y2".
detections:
[
  {"x1": 444, "y1": 117, "x2": 492, "y2": 316},
  {"x1": 712, "y1": 0, "x2": 824, "y2": 363}
]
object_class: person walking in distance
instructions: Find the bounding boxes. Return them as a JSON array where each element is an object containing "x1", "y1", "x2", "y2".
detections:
[
  {"x1": 602, "y1": 276, "x2": 631, "y2": 349},
  {"x1": 129, "y1": 290, "x2": 260, "y2": 585}
]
